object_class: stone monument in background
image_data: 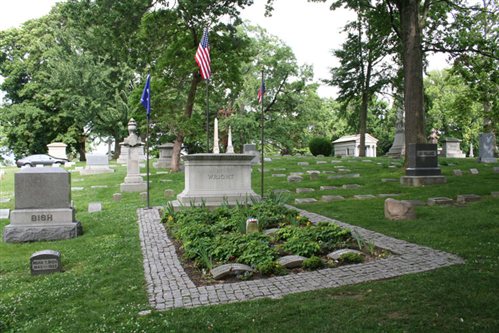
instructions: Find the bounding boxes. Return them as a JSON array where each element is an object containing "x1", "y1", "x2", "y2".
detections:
[
  {"x1": 441, "y1": 138, "x2": 466, "y2": 158},
  {"x1": 3, "y1": 167, "x2": 82, "y2": 243},
  {"x1": 47, "y1": 142, "x2": 68, "y2": 160},
  {"x1": 477, "y1": 133, "x2": 497, "y2": 163},
  {"x1": 386, "y1": 104, "x2": 405, "y2": 158},
  {"x1": 120, "y1": 119, "x2": 147, "y2": 192},
  {"x1": 80, "y1": 154, "x2": 114, "y2": 175},
  {"x1": 154, "y1": 143, "x2": 174, "y2": 169},
  {"x1": 400, "y1": 143, "x2": 446, "y2": 186}
]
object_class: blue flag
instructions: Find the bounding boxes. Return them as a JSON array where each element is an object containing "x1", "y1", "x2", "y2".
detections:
[{"x1": 141, "y1": 74, "x2": 151, "y2": 119}]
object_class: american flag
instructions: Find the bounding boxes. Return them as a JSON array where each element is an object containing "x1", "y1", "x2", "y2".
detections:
[
  {"x1": 195, "y1": 28, "x2": 211, "y2": 80},
  {"x1": 258, "y1": 78, "x2": 265, "y2": 104}
]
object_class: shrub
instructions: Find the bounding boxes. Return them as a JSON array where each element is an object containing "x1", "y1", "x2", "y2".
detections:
[
  {"x1": 308, "y1": 137, "x2": 332, "y2": 156},
  {"x1": 302, "y1": 256, "x2": 324, "y2": 270},
  {"x1": 338, "y1": 252, "x2": 364, "y2": 264}
]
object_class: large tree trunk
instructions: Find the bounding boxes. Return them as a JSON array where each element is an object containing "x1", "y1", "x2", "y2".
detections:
[
  {"x1": 399, "y1": 0, "x2": 426, "y2": 160},
  {"x1": 78, "y1": 134, "x2": 86, "y2": 162},
  {"x1": 113, "y1": 134, "x2": 122, "y2": 160},
  {"x1": 170, "y1": 72, "x2": 202, "y2": 171},
  {"x1": 359, "y1": 89, "x2": 368, "y2": 157}
]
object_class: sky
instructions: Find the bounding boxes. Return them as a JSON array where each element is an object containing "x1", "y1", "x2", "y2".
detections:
[{"x1": 0, "y1": 0, "x2": 449, "y2": 99}]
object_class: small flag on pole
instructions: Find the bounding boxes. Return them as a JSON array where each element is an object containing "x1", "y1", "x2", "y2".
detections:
[
  {"x1": 258, "y1": 78, "x2": 265, "y2": 104},
  {"x1": 141, "y1": 74, "x2": 151, "y2": 119},
  {"x1": 195, "y1": 28, "x2": 211, "y2": 80}
]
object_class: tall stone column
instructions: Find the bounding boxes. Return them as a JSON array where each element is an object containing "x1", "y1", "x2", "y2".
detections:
[{"x1": 120, "y1": 119, "x2": 147, "y2": 192}]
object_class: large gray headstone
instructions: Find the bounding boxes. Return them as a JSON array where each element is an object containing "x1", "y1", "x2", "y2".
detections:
[
  {"x1": 80, "y1": 154, "x2": 114, "y2": 175},
  {"x1": 243, "y1": 144, "x2": 260, "y2": 164},
  {"x1": 478, "y1": 133, "x2": 497, "y2": 163}
]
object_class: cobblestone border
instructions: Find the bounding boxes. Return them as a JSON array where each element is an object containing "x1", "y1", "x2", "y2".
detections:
[{"x1": 138, "y1": 207, "x2": 464, "y2": 311}]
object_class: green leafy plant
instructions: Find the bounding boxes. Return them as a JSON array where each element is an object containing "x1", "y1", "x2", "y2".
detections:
[
  {"x1": 302, "y1": 256, "x2": 324, "y2": 270},
  {"x1": 338, "y1": 252, "x2": 364, "y2": 264},
  {"x1": 308, "y1": 137, "x2": 332, "y2": 156}
]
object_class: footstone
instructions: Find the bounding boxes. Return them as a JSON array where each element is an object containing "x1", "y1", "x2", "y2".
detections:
[
  {"x1": 112, "y1": 193, "x2": 122, "y2": 201},
  {"x1": 30, "y1": 250, "x2": 62, "y2": 275},
  {"x1": 322, "y1": 171, "x2": 336, "y2": 174},
  {"x1": 277, "y1": 255, "x2": 306, "y2": 268},
  {"x1": 287, "y1": 175, "x2": 303, "y2": 183},
  {"x1": 469, "y1": 168, "x2": 479, "y2": 175},
  {"x1": 316, "y1": 161, "x2": 327, "y2": 164},
  {"x1": 453, "y1": 169, "x2": 463, "y2": 176},
  {"x1": 71, "y1": 187, "x2": 84, "y2": 191},
  {"x1": 378, "y1": 193, "x2": 400, "y2": 198},
  {"x1": 353, "y1": 194, "x2": 376, "y2": 200},
  {"x1": 297, "y1": 162, "x2": 309, "y2": 166},
  {"x1": 384, "y1": 198, "x2": 416, "y2": 220},
  {"x1": 342, "y1": 184, "x2": 361, "y2": 189},
  {"x1": 264, "y1": 157, "x2": 272, "y2": 162},
  {"x1": 272, "y1": 174, "x2": 286, "y2": 177},
  {"x1": 331, "y1": 160, "x2": 341, "y2": 163},
  {"x1": 321, "y1": 195, "x2": 345, "y2": 202},
  {"x1": 295, "y1": 198, "x2": 317, "y2": 204},
  {"x1": 91, "y1": 185, "x2": 108, "y2": 189},
  {"x1": 289, "y1": 172, "x2": 304, "y2": 176},
  {"x1": 337, "y1": 169, "x2": 351, "y2": 173},
  {"x1": 0, "y1": 209, "x2": 10, "y2": 219},
  {"x1": 327, "y1": 249, "x2": 363, "y2": 260},
  {"x1": 88, "y1": 202, "x2": 102, "y2": 213},
  {"x1": 381, "y1": 178, "x2": 398, "y2": 183},
  {"x1": 273, "y1": 168, "x2": 286, "y2": 171},
  {"x1": 456, "y1": 194, "x2": 481, "y2": 204},
  {"x1": 211, "y1": 263, "x2": 254, "y2": 280},
  {"x1": 320, "y1": 186, "x2": 338, "y2": 191},
  {"x1": 306, "y1": 170, "x2": 321, "y2": 175},
  {"x1": 427, "y1": 197, "x2": 454, "y2": 206},
  {"x1": 296, "y1": 188, "x2": 315, "y2": 194}
]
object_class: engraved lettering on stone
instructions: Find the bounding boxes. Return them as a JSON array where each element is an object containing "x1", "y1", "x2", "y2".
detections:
[
  {"x1": 31, "y1": 214, "x2": 54, "y2": 222},
  {"x1": 208, "y1": 174, "x2": 234, "y2": 180},
  {"x1": 417, "y1": 150, "x2": 436, "y2": 157},
  {"x1": 32, "y1": 259, "x2": 59, "y2": 270}
]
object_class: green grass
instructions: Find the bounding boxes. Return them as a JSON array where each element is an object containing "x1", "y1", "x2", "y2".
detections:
[{"x1": 0, "y1": 156, "x2": 498, "y2": 332}]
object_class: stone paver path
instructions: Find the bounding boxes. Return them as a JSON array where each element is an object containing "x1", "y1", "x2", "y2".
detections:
[{"x1": 138, "y1": 207, "x2": 464, "y2": 311}]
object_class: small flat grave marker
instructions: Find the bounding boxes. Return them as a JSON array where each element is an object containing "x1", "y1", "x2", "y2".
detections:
[
  {"x1": 113, "y1": 193, "x2": 122, "y2": 201},
  {"x1": 88, "y1": 202, "x2": 102, "y2": 213},
  {"x1": 71, "y1": 187, "x2": 84, "y2": 191},
  {"x1": 0, "y1": 198, "x2": 11, "y2": 203},
  {"x1": 294, "y1": 198, "x2": 317, "y2": 204},
  {"x1": 456, "y1": 194, "x2": 481, "y2": 204},
  {"x1": 273, "y1": 168, "x2": 286, "y2": 171},
  {"x1": 321, "y1": 195, "x2": 345, "y2": 202},
  {"x1": 381, "y1": 178, "x2": 398, "y2": 183},
  {"x1": 470, "y1": 168, "x2": 479, "y2": 175},
  {"x1": 378, "y1": 193, "x2": 401, "y2": 198},
  {"x1": 322, "y1": 171, "x2": 336, "y2": 174},
  {"x1": 272, "y1": 174, "x2": 286, "y2": 177},
  {"x1": 327, "y1": 249, "x2": 363, "y2": 261},
  {"x1": 91, "y1": 185, "x2": 109, "y2": 189},
  {"x1": 211, "y1": 263, "x2": 253, "y2": 280},
  {"x1": 0, "y1": 209, "x2": 10, "y2": 219},
  {"x1": 493, "y1": 167, "x2": 499, "y2": 174},
  {"x1": 164, "y1": 189, "x2": 175, "y2": 197},
  {"x1": 277, "y1": 255, "x2": 306, "y2": 268},
  {"x1": 289, "y1": 172, "x2": 304, "y2": 176},
  {"x1": 320, "y1": 185, "x2": 338, "y2": 191},
  {"x1": 287, "y1": 175, "x2": 303, "y2": 183},
  {"x1": 316, "y1": 161, "x2": 327, "y2": 164},
  {"x1": 30, "y1": 250, "x2": 61, "y2": 275},
  {"x1": 296, "y1": 188, "x2": 315, "y2": 194},
  {"x1": 273, "y1": 189, "x2": 291, "y2": 194},
  {"x1": 264, "y1": 157, "x2": 272, "y2": 162},
  {"x1": 353, "y1": 194, "x2": 376, "y2": 200},
  {"x1": 342, "y1": 184, "x2": 361, "y2": 189},
  {"x1": 491, "y1": 191, "x2": 499, "y2": 198},
  {"x1": 427, "y1": 197, "x2": 454, "y2": 206},
  {"x1": 453, "y1": 169, "x2": 463, "y2": 176}
]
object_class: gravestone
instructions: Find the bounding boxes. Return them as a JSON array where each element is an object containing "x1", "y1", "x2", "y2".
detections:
[
  {"x1": 47, "y1": 142, "x2": 68, "y2": 160},
  {"x1": 154, "y1": 143, "x2": 174, "y2": 169},
  {"x1": 321, "y1": 195, "x2": 345, "y2": 202},
  {"x1": 453, "y1": 169, "x2": 463, "y2": 176},
  {"x1": 470, "y1": 168, "x2": 479, "y2": 175},
  {"x1": 441, "y1": 138, "x2": 466, "y2": 158},
  {"x1": 80, "y1": 154, "x2": 114, "y2": 175},
  {"x1": 0, "y1": 209, "x2": 10, "y2": 219},
  {"x1": 113, "y1": 193, "x2": 122, "y2": 201},
  {"x1": 120, "y1": 119, "x2": 147, "y2": 192},
  {"x1": 30, "y1": 250, "x2": 62, "y2": 275},
  {"x1": 401, "y1": 143, "x2": 446, "y2": 186},
  {"x1": 88, "y1": 202, "x2": 102, "y2": 213},
  {"x1": 277, "y1": 255, "x2": 306, "y2": 268},
  {"x1": 384, "y1": 198, "x2": 416, "y2": 220},
  {"x1": 3, "y1": 167, "x2": 82, "y2": 243},
  {"x1": 243, "y1": 144, "x2": 260, "y2": 164},
  {"x1": 477, "y1": 133, "x2": 497, "y2": 163},
  {"x1": 427, "y1": 197, "x2": 453, "y2": 206}
]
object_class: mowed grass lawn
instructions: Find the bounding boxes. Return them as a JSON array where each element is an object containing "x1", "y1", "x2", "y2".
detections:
[{"x1": 0, "y1": 156, "x2": 498, "y2": 332}]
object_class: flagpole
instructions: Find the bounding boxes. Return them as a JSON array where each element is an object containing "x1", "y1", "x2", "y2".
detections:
[
  {"x1": 206, "y1": 79, "x2": 210, "y2": 153},
  {"x1": 146, "y1": 114, "x2": 151, "y2": 209},
  {"x1": 260, "y1": 70, "x2": 265, "y2": 199}
]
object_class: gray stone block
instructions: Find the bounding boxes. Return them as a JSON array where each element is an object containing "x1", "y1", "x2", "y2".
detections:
[
  {"x1": 321, "y1": 195, "x2": 345, "y2": 202},
  {"x1": 384, "y1": 198, "x2": 416, "y2": 220},
  {"x1": 319, "y1": 186, "x2": 338, "y2": 191},
  {"x1": 327, "y1": 249, "x2": 363, "y2": 260},
  {"x1": 296, "y1": 188, "x2": 315, "y2": 194},
  {"x1": 456, "y1": 194, "x2": 481, "y2": 204},
  {"x1": 88, "y1": 202, "x2": 102, "y2": 213},
  {"x1": 427, "y1": 197, "x2": 454, "y2": 206},
  {"x1": 277, "y1": 255, "x2": 306, "y2": 268},
  {"x1": 353, "y1": 194, "x2": 376, "y2": 200},
  {"x1": 469, "y1": 168, "x2": 479, "y2": 175},
  {"x1": 294, "y1": 198, "x2": 317, "y2": 204},
  {"x1": 342, "y1": 184, "x2": 361, "y2": 189},
  {"x1": 3, "y1": 222, "x2": 82, "y2": 243},
  {"x1": 287, "y1": 175, "x2": 303, "y2": 183},
  {"x1": 30, "y1": 250, "x2": 62, "y2": 275},
  {"x1": 211, "y1": 263, "x2": 254, "y2": 280}
]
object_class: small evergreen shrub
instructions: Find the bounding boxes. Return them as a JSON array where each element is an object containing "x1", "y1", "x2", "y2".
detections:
[
  {"x1": 302, "y1": 256, "x2": 324, "y2": 270},
  {"x1": 308, "y1": 137, "x2": 332, "y2": 156},
  {"x1": 338, "y1": 252, "x2": 364, "y2": 264}
]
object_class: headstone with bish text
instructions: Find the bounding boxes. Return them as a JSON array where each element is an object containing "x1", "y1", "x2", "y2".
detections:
[
  {"x1": 401, "y1": 143, "x2": 446, "y2": 186},
  {"x1": 477, "y1": 133, "x2": 497, "y2": 163},
  {"x1": 47, "y1": 142, "x2": 68, "y2": 160},
  {"x1": 30, "y1": 250, "x2": 62, "y2": 275},
  {"x1": 120, "y1": 119, "x2": 147, "y2": 192},
  {"x1": 441, "y1": 138, "x2": 466, "y2": 158},
  {"x1": 243, "y1": 144, "x2": 260, "y2": 164},
  {"x1": 154, "y1": 143, "x2": 174, "y2": 169},
  {"x1": 3, "y1": 167, "x2": 82, "y2": 243},
  {"x1": 80, "y1": 154, "x2": 114, "y2": 175}
]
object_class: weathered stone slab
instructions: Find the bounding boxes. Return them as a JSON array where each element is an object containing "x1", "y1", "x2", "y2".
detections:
[
  {"x1": 30, "y1": 250, "x2": 62, "y2": 275},
  {"x1": 427, "y1": 197, "x2": 454, "y2": 206},
  {"x1": 296, "y1": 188, "x2": 315, "y2": 194},
  {"x1": 331, "y1": 160, "x2": 341, "y2": 163},
  {"x1": 0, "y1": 209, "x2": 10, "y2": 219},
  {"x1": 353, "y1": 194, "x2": 376, "y2": 200},
  {"x1": 112, "y1": 193, "x2": 122, "y2": 201},
  {"x1": 294, "y1": 198, "x2": 317, "y2": 204},
  {"x1": 88, "y1": 202, "x2": 102, "y2": 213},
  {"x1": 320, "y1": 186, "x2": 338, "y2": 191},
  {"x1": 263, "y1": 228, "x2": 279, "y2": 236},
  {"x1": 91, "y1": 185, "x2": 109, "y2": 189},
  {"x1": 456, "y1": 194, "x2": 481, "y2": 204},
  {"x1": 321, "y1": 195, "x2": 345, "y2": 202},
  {"x1": 287, "y1": 175, "x2": 303, "y2": 183},
  {"x1": 469, "y1": 168, "x2": 479, "y2": 175},
  {"x1": 322, "y1": 171, "x2": 336, "y2": 174},
  {"x1": 277, "y1": 255, "x2": 307, "y2": 268},
  {"x1": 306, "y1": 170, "x2": 321, "y2": 175},
  {"x1": 297, "y1": 162, "x2": 309, "y2": 166},
  {"x1": 378, "y1": 193, "x2": 401, "y2": 198},
  {"x1": 453, "y1": 169, "x2": 463, "y2": 176},
  {"x1": 384, "y1": 198, "x2": 416, "y2": 220},
  {"x1": 327, "y1": 249, "x2": 363, "y2": 260},
  {"x1": 164, "y1": 189, "x2": 175, "y2": 197},
  {"x1": 273, "y1": 168, "x2": 286, "y2": 171},
  {"x1": 0, "y1": 198, "x2": 11, "y2": 203},
  {"x1": 401, "y1": 200, "x2": 426, "y2": 207},
  {"x1": 289, "y1": 172, "x2": 304, "y2": 176},
  {"x1": 381, "y1": 178, "x2": 398, "y2": 183},
  {"x1": 316, "y1": 161, "x2": 327, "y2": 164},
  {"x1": 337, "y1": 168, "x2": 351, "y2": 173},
  {"x1": 272, "y1": 174, "x2": 286, "y2": 177},
  {"x1": 273, "y1": 189, "x2": 291, "y2": 194},
  {"x1": 342, "y1": 184, "x2": 361, "y2": 189},
  {"x1": 71, "y1": 187, "x2": 84, "y2": 191},
  {"x1": 491, "y1": 191, "x2": 499, "y2": 198},
  {"x1": 211, "y1": 263, "x2": 254, "y2": 280}
]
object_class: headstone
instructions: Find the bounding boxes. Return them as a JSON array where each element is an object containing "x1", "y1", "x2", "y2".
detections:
[
  {"x1": 30, "y1": 250, "x2": 62, "y2": 275},
  {"x1": 321, "y1": 195, "x2": 345, "y2": 202},
  {"x1": 342, "y1": 184, "x2": 361, "y2": 189},
  {"x1": 245, "y1": 218, "x2": 259, "y2": 234},
  {"x1": 377, "y1": 193, "x2": 400, "y2": 198},
  {"x1": 381, "y1": 178, "x2": 398, "y2": 183},
  {"x1": 80, "y1": 154, "x2": 114, "y2": 175},
  {"x1": 296, "y1": 188, "x2": 315, "y2": 194},
  {"x1": 469, "y1": 168, "x2": 479, "y2": 175},
  {"x1": 154, "y1": 143, "x2": 174, "y2": 169},
  {"x1": 456, "y1": 194, "x2": 481, "y2": 204},
  {"x1": 0, "y1": 209, "x2": 10, "y2": 219},
  {"x1": 493, "y1": 167, "x2": 499, "y2": 174},
  {"x1": 277, "y1": 255, "x2": 306, "y2": 268},
  {"x1": 112, "y1": 193, "x2": 122, "y2": 201},
  {"x1": 164, "y1": 189, "x2": 175, "y2": 197},
  {"x1": 4, "y1": 168, "x2": 82, "y2": 243},
  {"x1": 453, "y1": 169, "x2": 463, "y2": 176},
  {"x1": 88, "y1": 202, "x2": 102, "y2": 213},
  {"x1": 386, "y1": 104, "x2": 405, "y2": 158},
  {"x1": 427, "y1": 197, "x2": 454, "y2": 206},
  {"x1": 120, "y1": 119, "x2": 147, "y2": 192},
  {"x1": 297, "y1": 162, "x2": 309, "y2": 166},
  {"x1": 477, "y1": 133, "x2": 497, "y2": 163},
  {"x1": 320, "y1": 186, "x2": 338, "y2": 191},
  {"x1": 211, "y1": 263, "x2": 253, "y2": 280},
  {"x1": 47, "y1": 142, "x2": 68, "y2": 160},
  {"x1": 401, "y1": 143, "x2": 447, "y2": 186},
  {"x1": 353, "y1": 194, "x2": 376, "y2": 200},
  {"x1": 271, "y1": 174, "x2": 286, "y2": 177},
  {"x1": 327, "y1": 249, "x2": 363, "y2": 260},
  {"x1": 441, "y1": 138, "x2": 466, "y2": 158},
  {"x1": 384, "y1": 198, "x2": 416, "y2": 220},
  {"x1": 287, "y1": 175, "x2": 303, "y2": 183},
  {"x1": 243, "y1": 144, "x2": 260, "y2": 164},
  {"x1": 294, "y1": 198, "x2": 317, "y2": 204}
]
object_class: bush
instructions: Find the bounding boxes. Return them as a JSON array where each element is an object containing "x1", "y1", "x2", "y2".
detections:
[
  {"x1": 308, "y1": 137, "x2": 332, "y2": 156},
  {"x1": 338, "y1": 252, "x2": 364, "y2": 264},
  {"x1": 302, "y1": 256, "x2": 324, "y2": 270}
]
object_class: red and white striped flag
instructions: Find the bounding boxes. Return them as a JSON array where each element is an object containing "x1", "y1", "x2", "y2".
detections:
[{"x1": 195, "y1": 28, "x2": 211, "y2": 80}]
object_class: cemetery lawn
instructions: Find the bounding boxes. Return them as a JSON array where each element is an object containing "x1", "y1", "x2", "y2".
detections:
[{"x1": 0, "y1": 156, "x2": 498, "y2": 332}]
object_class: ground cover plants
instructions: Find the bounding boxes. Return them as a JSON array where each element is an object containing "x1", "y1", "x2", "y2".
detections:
[
  {"x1": 163, "y1": 199, "x2": 386, "y2": 282},
  {"x1": 0, "y1": 155, "x2": 498, "y2": 332}
]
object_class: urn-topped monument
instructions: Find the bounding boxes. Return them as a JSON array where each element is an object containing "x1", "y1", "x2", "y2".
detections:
[{"x1": 120, "y1": 119, "x2": 147, "y2": 192}]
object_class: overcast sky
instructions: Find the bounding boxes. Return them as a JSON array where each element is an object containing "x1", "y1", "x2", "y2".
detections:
[{"x1": 0, "y1": 0, "x2": 449, "y2": 99}]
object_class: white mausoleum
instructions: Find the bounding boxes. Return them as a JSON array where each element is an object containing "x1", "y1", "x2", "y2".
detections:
[{"x1": 333, "y1": 134, "x2": 378, "y2": 157}]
